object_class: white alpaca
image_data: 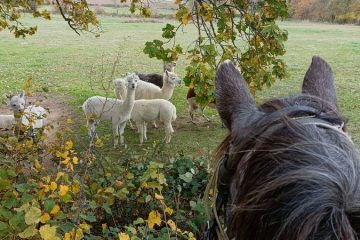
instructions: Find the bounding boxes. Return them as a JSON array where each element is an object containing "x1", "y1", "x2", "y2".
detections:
[
  {"x1": 7, "y1": 91, "x2": 48, "y2": 130},
  {"x1": 131, "y1": 99, "x2": 177, "y2": 144},
  {"x1": 113, "y1": 71, "x2": 181, "y2": 101},
  {"x1": 0, "y1": 115, "x2": 15, "y2": 130},
  {"x1": 82, "y1": 73, "x2": 138, "y2": 147}
]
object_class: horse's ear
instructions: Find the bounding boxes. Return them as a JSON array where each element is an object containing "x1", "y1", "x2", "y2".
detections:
[
  {"x1": 215, "y1": 60, "x2": 258, "y2": 131},
  {"x1": 302, "y1": 56, "x2": 338, "y2": 109}
]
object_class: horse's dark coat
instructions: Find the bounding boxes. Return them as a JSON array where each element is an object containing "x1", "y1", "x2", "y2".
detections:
[{"x1": 213, "y1": 57, "x2": 360, "y2": 240}]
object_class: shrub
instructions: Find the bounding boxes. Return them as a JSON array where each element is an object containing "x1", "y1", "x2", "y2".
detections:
[{"x1": 0, "y1": 117, "x2": 210, "y2": 239}]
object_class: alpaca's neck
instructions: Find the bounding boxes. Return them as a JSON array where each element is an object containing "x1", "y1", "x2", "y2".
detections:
[
  {"x1": 123, "y1": 88, "x2": 136, "y2": 110},
  {"x1": 160, "y1": 77, "x2": 174, "y2": 100}
]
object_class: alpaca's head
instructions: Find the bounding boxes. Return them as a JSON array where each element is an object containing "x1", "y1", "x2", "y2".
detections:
[
  {"x1": 164, "y1": 71, "x2": 181, "y2": 86},
  {"x1": 7, "y1": 91, "x2": 26, "y2": 113},
  {"x1": 125, "y1": 73, "x2": 139, "y2": 90},
  {"x1": 164, "y1": 61, "x2": 177, "y2": 72}
]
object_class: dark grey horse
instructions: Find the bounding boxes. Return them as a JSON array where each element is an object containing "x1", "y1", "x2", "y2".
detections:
[{"x1": 208, "y1": 56, "x2": 360, "y2": 240}]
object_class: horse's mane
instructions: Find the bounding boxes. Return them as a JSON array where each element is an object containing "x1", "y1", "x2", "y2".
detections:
[{"x1": 209, "y1": 95, "x2": 360, "y2": 240}]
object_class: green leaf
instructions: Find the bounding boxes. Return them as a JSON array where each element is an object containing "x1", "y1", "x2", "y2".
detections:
[
  {"x1": 18, "y1": 224, "x2": 38, "y2": 238},
  {"x1": 80, "y1": 213, "x2": 96, "y2": 223},
  {"x1": 15, "y1": 184, "x2": 30, "y2": 193},
  {"x1": 0, "y1": 179, "x2": 11, "y2": 191},
  {"x1": 3, "y1": 197, "x2": 17, "y2": 209},
  {"x1": 9, "y1": 213, "x2": 25, "y2": 231},
  {"x1": 0, "y1": 207, "x2": 12, "y2": 219},
  {"x1": 102, "y1": 203, "x2": 112, "y2": 215},
  {"x1": 43, "y1": 200, "x2": 55, "y2": 213}
]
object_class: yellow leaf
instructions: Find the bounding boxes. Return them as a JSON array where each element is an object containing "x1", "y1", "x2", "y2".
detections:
[
  {"x1": 24, "y1": 206, "x2": 41, "y2": 225},
  {"x1": 50, "y1": 182, "x2": 57, "y2": 191},
  {"x1": 60, "y1": 151, "x2": 69, "y2": 159},
  {"x1": 102, "y1": 223, "x2": 107, "y2": 231},
  {"x1": 64, "y1": 232, "x2": 71, "y2": 240},
  {"x1": 67, "y1": 118, "x2": 74, "y2": 124},
  {"x1": 34, "y1": 159, "x2": 41, "y2": 169},
  {"x1": 64, "y1": 140, "x2": 73, "y2": 151},
  {"x1": 25, "y1": 140, "x2": 33, "y2": 147},
  {"x1": 43, "y1": 184, "x2": 50, "y2": 193},
  {"x1": 118, "y1": 232, "x2": 130, "y2": 240},
  {"x1": 55, "y1": 172, "x2": 65, "y2": 181},
  {"x1": 69, "y1": 163, "x2": 74, "y2": 172},
  {"x1": 154, "y1": 193, "x2": 164, "y2": 200},
  {"x1": 59, "y1": 185, "x2": 69, "y2": 196},
  {"x1": 39, "y1": 224, "x2": 60, "y2": 240},
  {"x1": 165, "y1": 207, "x2": 173, "y2": 215},
  {"x1": 73, "y1": 156, "x2": 79, "y2": 164},
  {"x1": 182, "y1": 11, "x2": 191, "y2": 25},
  {"x1": 167, "y1": 219, "x2": 177, "y2": 231},
  {"x1": 79, "y1": 223, "x2": 91, "y2": 234},
  {"x1": 72, "y1": 182, "x2": 80, "y2": 194},
  {"x1": 42, "y1": 176, "x2": 51, "y2": 183},
  {"x1": 147, "y1": 210, "x2": 161, "y2": 229},
  {"x1": 105, "y1": 187, "x2": 115, "y2": 194},
  {"x1": 95, "y1": 138, "x2": 104, "y2": 148},
  {"x1": 50, "y1": 204, "x2": 60, "y2": 215},
  {"x1": 74, "y1": 228, "x2": 84, "y2": 240},
  {"x1": 40, "y1": 213, "x2": 51, "y2": 224},
  {"x1": 61, "y1": 158, "x2": 70, "y2": 165},
  {"x1": 23, "y1": 76, "x2": 33, "y2": 97}
]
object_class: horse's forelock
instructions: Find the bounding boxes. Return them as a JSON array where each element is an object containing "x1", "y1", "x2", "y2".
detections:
[{"x1": 214, "y1": 95, "x2": 360, "y2": 240}]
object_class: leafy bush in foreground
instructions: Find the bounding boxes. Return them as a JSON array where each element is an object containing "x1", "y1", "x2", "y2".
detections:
[{"x1": 0, "y1": 121, "x2": 209, "y2": 239}]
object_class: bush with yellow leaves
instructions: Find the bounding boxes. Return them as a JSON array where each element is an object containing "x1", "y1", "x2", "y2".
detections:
[{"x1": 0, "y1": 115, "x2": 209, "y2": 239}]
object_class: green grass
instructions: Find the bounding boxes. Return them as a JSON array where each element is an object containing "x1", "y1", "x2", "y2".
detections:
[{"x1": 0, "y1": 16, "x2": 359, "y2": 158}]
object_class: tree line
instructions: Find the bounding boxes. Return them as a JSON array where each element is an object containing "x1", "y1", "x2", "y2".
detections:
[{"x1": 288, "y1": 0, "x2": 360, "y2": 24}]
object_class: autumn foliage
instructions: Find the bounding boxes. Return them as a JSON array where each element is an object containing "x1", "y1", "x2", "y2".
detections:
[{"x1": 289, "y1": 0, "x2": 360, "y2": 24}]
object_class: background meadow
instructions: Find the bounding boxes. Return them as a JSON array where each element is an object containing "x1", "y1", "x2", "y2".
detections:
[{"x1": 0, "y1": 14, "x2": 359, "y2": 157}]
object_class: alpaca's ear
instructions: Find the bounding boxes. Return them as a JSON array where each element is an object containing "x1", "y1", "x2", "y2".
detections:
[
  {"x1": 19, "y1": 90, "x2": 26, "y2": 98},
  {"x1": 302, "y1": 56, "x2": 338, "y2": 110},
  {"x1": 5, "y1": 94, "x2": 13, "y2": 105},
  {"x1": 216, "y1": 60, "x2": 258, "y2": 131},
  {"x1": 165, "y1": 70, "x2": 169, "y2": 76}
]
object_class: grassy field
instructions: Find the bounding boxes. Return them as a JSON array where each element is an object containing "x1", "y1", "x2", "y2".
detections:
[{"x1": 0, "y1": 15, "x2": 359, "y2": 159}]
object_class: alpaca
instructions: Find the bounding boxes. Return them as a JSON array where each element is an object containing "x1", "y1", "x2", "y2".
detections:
[
  {"x1": 0, "y1": 115, "x2": 15, "y2": 130},
  {"x1": 187, "y1": 88, "x2": 216, "y2": 124},
  {"x1": 7, "y1": 91, "x2": 48, "y2": 131},
  {"x1": 131, "y1": 99, "x2": 176, "y2": 144},
  {"x1": 113, "y1": 70, "x2": 181, "y2": 101},
  {"x1": 136, "y1": 61, "x2": 177, "y2": 88},
  {"x1": 82, "y1": 73, "x2": 138, "y2": 147}
]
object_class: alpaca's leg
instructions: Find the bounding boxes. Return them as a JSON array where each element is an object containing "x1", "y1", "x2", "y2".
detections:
[
  {"x1": 112, "y1": 120, "x2": 119, "y2": 148},
  {"x1": 136, "y1": 121, "x2": 143, "y2": 144},
  {"x1": 188, "y1": 99, "x2": 197, "y2": 124},
  {"x1": 152, "y1": 121, "x2": 158, "y2": 128},
  {"x1": 201, "y1": 107, "x2": 210, "y2": 122},
  {"x1": 143, "y1": 122, "x2": 148, "y2": 141},
  {"x1": 119, "y1": 121, "x2": 127, "y2": 146},
  {"x1": 128, "y1": 119, "x2": 135, "y2": 130},
  {"x1": 164, "y1": 123, "x2": 173, "y2": 143}
]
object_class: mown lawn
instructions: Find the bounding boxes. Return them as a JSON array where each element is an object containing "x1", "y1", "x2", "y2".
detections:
[{"x1": 0, "y1": 15, "x2": 359, "y2": 158}]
